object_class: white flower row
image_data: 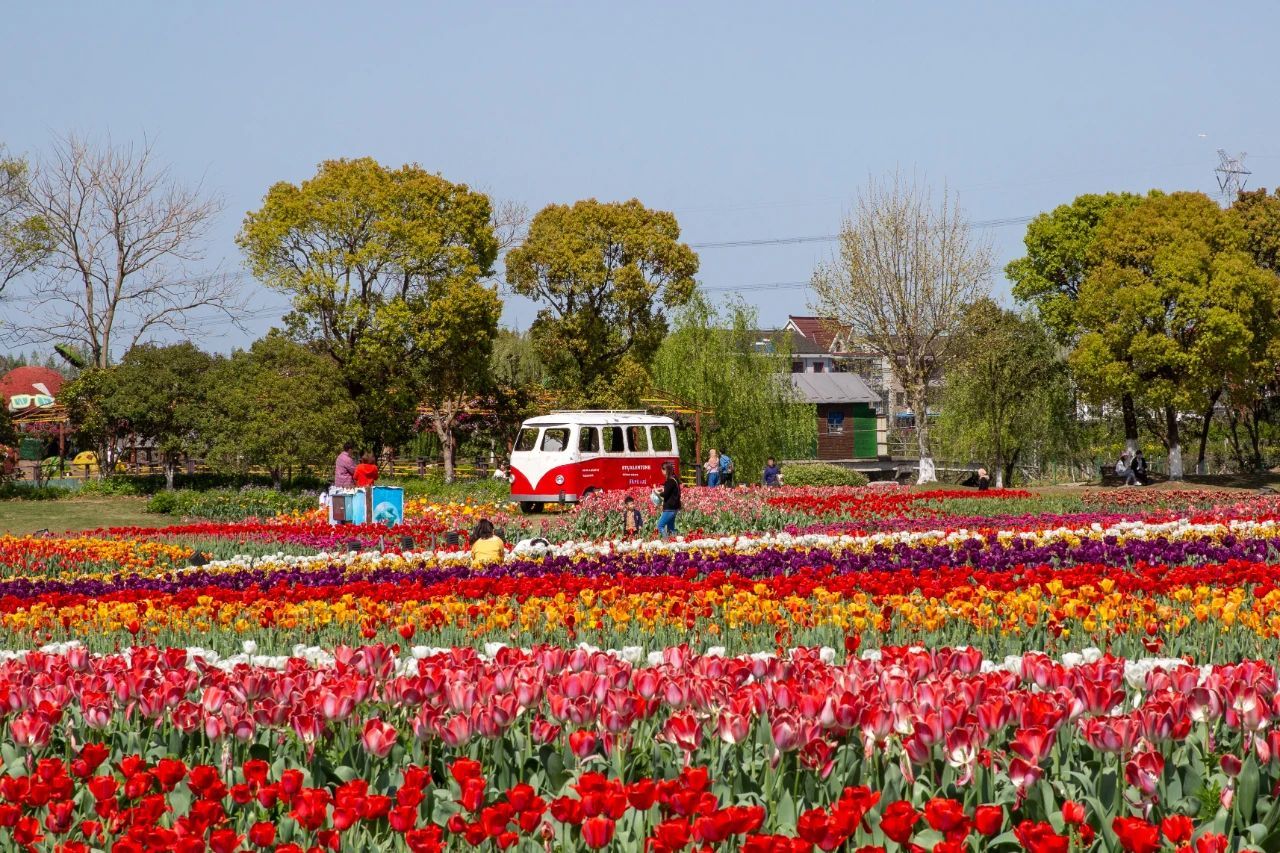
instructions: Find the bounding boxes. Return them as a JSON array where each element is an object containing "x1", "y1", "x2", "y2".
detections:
[
  {"x1": 191, "y1": 516, "x2": 1280, "y2": 575},
  {"x1": 0, "y1": 640, "x2": 1207, "y2": 693}
]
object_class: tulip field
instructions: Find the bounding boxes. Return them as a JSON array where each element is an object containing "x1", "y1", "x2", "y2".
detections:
[{"x1": 4, "y1": 485, "x2": 1280, "y2": 851}]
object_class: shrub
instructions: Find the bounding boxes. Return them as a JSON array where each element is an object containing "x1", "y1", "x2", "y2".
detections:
[
  {"x1": 0, "y1": 483, "x2": 75, "y2": 501},
  {"x1": 781, "y1": 463, "x2": 869, "y2": 488},
  {"x1": 78, "y1": 476, "x2": 147, "y2": 497},
  {"x1": 146, "y1": 488, "x2": 317, "y2": 521}
]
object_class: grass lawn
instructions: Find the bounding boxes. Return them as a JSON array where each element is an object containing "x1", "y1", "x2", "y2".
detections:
[{"x1": 0, "y1": 497, "x2": 168, "y2": 536}]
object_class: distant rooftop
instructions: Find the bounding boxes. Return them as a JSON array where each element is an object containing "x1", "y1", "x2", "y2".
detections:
[{"x1": 788, "y1": 372, "x2": 879, "y2": 404}]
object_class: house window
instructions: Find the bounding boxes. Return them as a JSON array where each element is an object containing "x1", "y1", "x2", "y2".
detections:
[
  {"x1": 791, "y1": 361, "x2": 803, "y2": 373},
  {"x1": 813, "y1": 361, "x2": 825, "y2": 373},
  {"x1": 827, "y1": 410, "x2": 845, "y2": 434}
]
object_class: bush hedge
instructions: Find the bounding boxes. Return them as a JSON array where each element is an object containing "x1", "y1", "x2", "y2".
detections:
[{"x1": 780, "y1": 462, "x2": 869, "y2": 487}]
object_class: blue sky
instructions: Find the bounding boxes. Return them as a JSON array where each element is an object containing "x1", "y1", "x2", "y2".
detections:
[{"x1": 3, "y1": 2, "x2": 1277, "y2": 354}]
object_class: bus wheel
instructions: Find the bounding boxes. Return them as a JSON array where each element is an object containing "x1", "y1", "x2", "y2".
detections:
[
  {"x1": 582, "y1": 487, "x2": 598, "y2": 500},
  {"x1": 520, "y1": 501, "x2": 544, "y2": 514}
]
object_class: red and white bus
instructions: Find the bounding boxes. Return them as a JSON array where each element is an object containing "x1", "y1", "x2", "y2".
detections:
[{"x1": 509, "y1": 412, "x2": 680, "y2": 512}]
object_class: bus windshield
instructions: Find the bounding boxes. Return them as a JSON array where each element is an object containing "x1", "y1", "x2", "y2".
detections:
[{"x1": 514, "y1": 428, "x2": 539, "y2": 452}]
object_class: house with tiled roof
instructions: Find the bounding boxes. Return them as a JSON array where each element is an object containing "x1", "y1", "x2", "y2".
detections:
[{"x1": 781, "y1": 316, "x2": 945, "y2": 424}]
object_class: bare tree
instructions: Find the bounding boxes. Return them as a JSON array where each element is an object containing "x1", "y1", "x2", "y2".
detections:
[
  {"x1": 812, "y1": 174, "x2": 992, "y2": 483},
  {"x1": 492, "y1": 198, "x2": 529, "y2": 254},
  {"x1": 0, "y1": 148, "x2": 50, "y2": 302},
  {"x1": 22, "y1": 134, "x2": 244, "y2": 368}
]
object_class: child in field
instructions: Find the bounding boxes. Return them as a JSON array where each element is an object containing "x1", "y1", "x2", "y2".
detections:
[
  {"x1": 622, "y1": 495, "x2": 644, "y2": 536},
  {"x1": 355, "y1": 452, "x2": 379, "y2": 487}
]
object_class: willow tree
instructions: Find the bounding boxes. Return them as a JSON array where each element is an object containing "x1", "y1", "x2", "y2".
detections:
[
  {"x1": 652, "y1": 295, "x2": 814, "y2": 480},
  {"x1": 812, "y1": 174, "x2": 991, "y2": 482}
]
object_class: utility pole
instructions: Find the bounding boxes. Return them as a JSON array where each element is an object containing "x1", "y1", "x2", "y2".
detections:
[{"x1": 1215, "y1": 149, "x2": 1251, "y2": 204}]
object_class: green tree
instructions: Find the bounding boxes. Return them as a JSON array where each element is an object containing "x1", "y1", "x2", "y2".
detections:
[
  {"x1": 0, "y1": 148, "x2": 50, "y2": 304},
  {"x1": 238, "y1": 157, "x2": 499, "y2": 447},
  {"x1": 1224, "y1": 188, "x2": 1280, "y2": 469},
  {"x1": 101, "y1": 343, "x2": 213, "y2": 489},
  {"x1": 505, "y1": 199, "x2": 699, "y2": 406},
  {"x1": 1071, "y1": 191, "x2": 1279, "y2": 479},
  {"x1": 60, "y1": 367, "x2": 120, "y2": 475},
  {"x1": 202, "y1": 334, "x2": 359, "y2": 488},
  {"x1": 651, "y1": 294, "x2": 815, "y2": 482},
  {"x1": 366, "y1": 282, "x2": 502, "y2": 482},
  {"x1": 1006, "y1": 193, "x2": 1143, "y2": 451},
  {"x1": 936, "y1": 300, "x2": 1074, "y2": 486}
]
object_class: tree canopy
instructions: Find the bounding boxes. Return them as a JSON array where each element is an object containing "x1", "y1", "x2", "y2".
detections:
[
  {"x1": 505, "y1": 199, "x2": 699, "y2": 406},
  {"x1": 936, "y1": 300, "x2": 1074, "y2": 486},
  {"x1": 0, "y1": 149, "x2": 49, "y2": 304},
  {"x1": 1071, "y1": 191, "x2": 1280, "y2": 478},
  {"x1": 238, "y1": 157, "x2": 499, "y2": 447},
  {"x1": 1006, "y1": 193, "x2": 1142, "y2": 345},
  {"x1": 97, "y1": 343, "x2": 213, "y2": 489},
  {"x1": 202, "y1": 334, "x2": 359, "y2": 487}
]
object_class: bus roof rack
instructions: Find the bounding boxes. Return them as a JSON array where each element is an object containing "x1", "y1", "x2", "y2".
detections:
[{"x1": 549, "y1": 409, "x2": 649, "y2": 414}]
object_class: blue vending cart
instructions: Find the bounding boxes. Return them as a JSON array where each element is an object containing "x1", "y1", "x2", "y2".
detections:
[
  {"x1": 327, "y1": 486, "x2": 404, "y2": 526},
  {"x1": 348, "y1": 485, "x2": 404, "y2": 526}
]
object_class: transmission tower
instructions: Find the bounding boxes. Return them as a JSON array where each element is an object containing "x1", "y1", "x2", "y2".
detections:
[{"x1": 1215, "y1": 149, "x2": 1251, "y2": 203}]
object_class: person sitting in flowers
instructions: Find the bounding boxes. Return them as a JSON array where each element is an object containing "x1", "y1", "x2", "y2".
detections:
[{"x1": 469, "y1": 518, "x2": 505, "y2": 567}]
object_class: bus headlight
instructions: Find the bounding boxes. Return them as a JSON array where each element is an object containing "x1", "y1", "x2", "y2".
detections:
[{"x1": 555, "y1": 475, "x2": 565, "y2": 485}]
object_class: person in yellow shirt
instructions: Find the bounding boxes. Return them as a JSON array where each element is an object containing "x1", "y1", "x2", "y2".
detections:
[{"x1": 469, "y1": 518, "x2": 505, "y2": 567}]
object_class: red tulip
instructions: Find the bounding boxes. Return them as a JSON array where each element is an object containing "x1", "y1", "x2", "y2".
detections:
[
  {"x1": 878, "y1": 801, "x2": 919, "y2": 844},
  {"x1": 569, "y1": 730, "x2": 598, "y2": 759},
  {"x1": 248, "y1": 821, "x2": 276, "y2": 847},
  {"x1": 1112, "y1": 817, "x2": 1161, "y2": 853},
  {"x1": 581, "y1": 816, "x2": 616, "y2": 848},
  {"x1": 973, "y1": 805, "x2": 1003, "y2": 836}
]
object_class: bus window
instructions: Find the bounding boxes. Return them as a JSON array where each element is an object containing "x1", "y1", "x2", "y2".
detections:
[
  {"x1": 650, "y1": 425, "x2": 673, "y2": 452},
  {"x1": 579, "y1": 427, "x2": 600, "y2": 453},
  {"x1": 541, "y1": 428, "x2": 570, "y2": 453},
  {"x1": 627, "y1": 426, "x2": 649, "y2": 452},
  {"x1": 514, "y1": 428, "x2": 540, "y2": 452},
  {"x1": 602, "y1": 426, "x2": 625, "y2": 453}
]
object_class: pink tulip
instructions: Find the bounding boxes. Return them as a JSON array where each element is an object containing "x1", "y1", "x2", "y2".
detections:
[{"x1": 361, "y1": 718, "x2": 397, "y2": 758}]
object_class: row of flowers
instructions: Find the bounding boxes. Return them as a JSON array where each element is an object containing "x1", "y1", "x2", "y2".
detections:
[
  {"x1": 0, "y1": 643, "x2": 1266, "y2": 851},
  {"x1": 14, "y1": 512, "x2": 1280, "y2": 590},
  {"x1": 0, "y1": 748, "x2": 1234, "y2": 852},
  {"x1": 4, "y1": 555, "x2": 1280, "y2": 656}
]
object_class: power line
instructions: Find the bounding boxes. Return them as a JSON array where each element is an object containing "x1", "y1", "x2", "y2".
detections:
[{"x1": 689, "y1": 214, "x2": 1035, "y2": 249}]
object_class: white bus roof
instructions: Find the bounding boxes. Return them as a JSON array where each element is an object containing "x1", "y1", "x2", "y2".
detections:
[{"x1": 522, "y1": 411, "x2": 676, "y2": 427}]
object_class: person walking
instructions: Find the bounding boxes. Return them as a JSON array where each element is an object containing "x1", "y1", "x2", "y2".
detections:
[
  {"x1": 655, "y1": 462, "x2": 681, "y2": 538},
  {"x1": 703, "y1": 449, "x2": 721, "y2": 487},
  {"x1": 469, "y1": 518, "x2": 505, "y2": 567},
  {"x1": 763, "y1": 457, "x2": 782, "y2": 487},
  {"x1": 333, "y1": 442, "x2": 357, "y2": 489}
]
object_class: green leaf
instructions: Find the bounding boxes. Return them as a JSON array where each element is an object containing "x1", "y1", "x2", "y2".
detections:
[{"x1": 1240, "y1": 756, "x2": 1261, "y2": 825}]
